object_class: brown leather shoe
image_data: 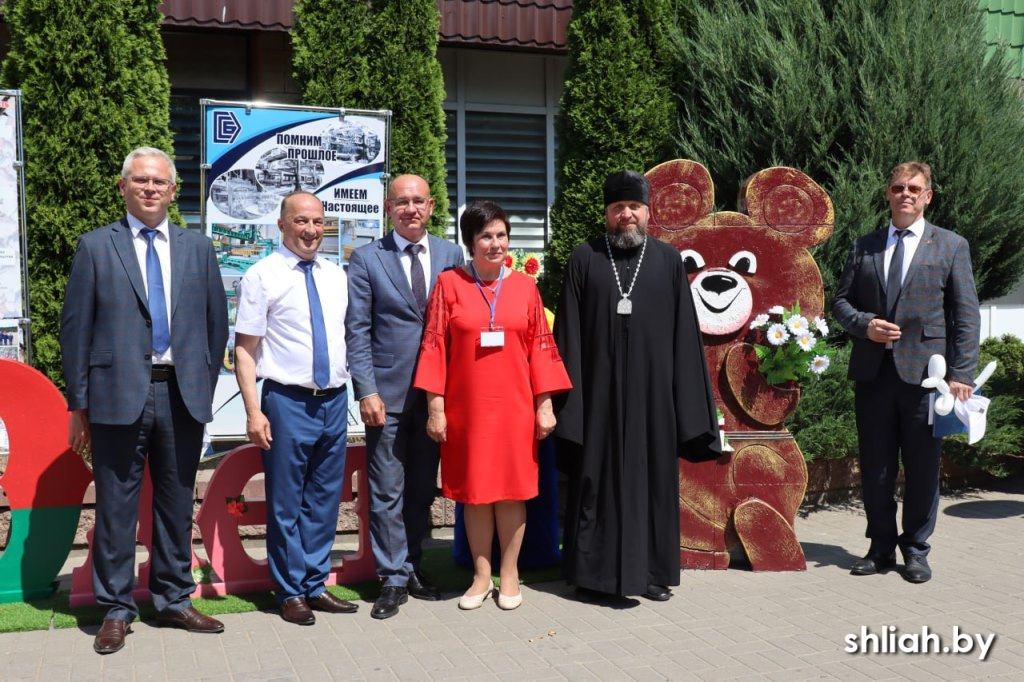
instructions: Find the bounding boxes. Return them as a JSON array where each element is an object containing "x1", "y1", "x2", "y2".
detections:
[
  {"x1": 308, "y1": 591, "x2": 359, "y2": 614},
  {"x1": 155, "y1": 606, "x2": 225, "y2": 633},
  {"x1": 280, "y1": 596, "x2": 316, "y2": 625},
  {"x1": 94, "y1": 619, "x2": 131, "y2": 654}
]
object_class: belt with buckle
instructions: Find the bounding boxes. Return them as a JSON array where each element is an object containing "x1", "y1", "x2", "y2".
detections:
[
  {"x1": 267, "y1": 379, "x2": 343, "y2": 398},
  {"x1": 151, "y1": 365, "x2": 174, "y2": 382}
]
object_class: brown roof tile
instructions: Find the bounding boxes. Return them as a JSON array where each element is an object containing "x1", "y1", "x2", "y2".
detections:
[{"x1": 159, "y1": 1, "x2": 572, "y2": 52}]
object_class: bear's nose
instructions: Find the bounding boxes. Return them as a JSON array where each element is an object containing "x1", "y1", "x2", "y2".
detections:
[{"x1": 702, "y1": 274, "x2": 737, "y2": 295}]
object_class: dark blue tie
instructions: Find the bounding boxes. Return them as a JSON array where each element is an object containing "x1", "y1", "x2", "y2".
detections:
[
  {"x1": 405, "y1": 243, "x2": 427, "y2": 316},
  {"x1": 141, "y1": 228, "x2": 170, "y2": 354},
  {"x1": 885, "y1": 229, "x2": 908, "y2": 320},
  {"x1": 298, "y1": 259, "x2": 330, "y2": 389}
]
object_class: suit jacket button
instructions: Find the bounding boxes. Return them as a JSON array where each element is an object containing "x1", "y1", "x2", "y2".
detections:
[
  {"x1": 144, "y1": 353, "x2": 151, "y2": 360},
  {"x1": 146, "y1": 319, "x2": 152, "y2": 328}
]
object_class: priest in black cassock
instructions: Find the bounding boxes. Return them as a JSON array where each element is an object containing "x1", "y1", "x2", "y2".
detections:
[{"x1": 553, "y1": 170, "x2": 721, "y2": 602}]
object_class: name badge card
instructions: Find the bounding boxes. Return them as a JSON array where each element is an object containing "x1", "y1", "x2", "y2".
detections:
[{"x1": 480, "y1": 328, "x2": 505, "y2": 347}]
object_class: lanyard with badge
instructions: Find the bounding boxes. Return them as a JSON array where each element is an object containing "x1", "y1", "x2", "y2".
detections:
[{"x1": 470, "y1": 262, "x2": 505, "y2": 347}]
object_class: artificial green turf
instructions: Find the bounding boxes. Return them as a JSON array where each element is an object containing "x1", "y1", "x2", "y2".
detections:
[{"x1": 0, "y1": 543, "x2": 562, "y2": 633}]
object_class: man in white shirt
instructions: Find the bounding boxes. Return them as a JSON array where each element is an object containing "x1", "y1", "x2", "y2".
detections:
[
  {"x1": 234, "y1": 191, "x2": 358, "y2": 624},
  {"x1": 833, "y1": 162, "x2": 980, "y2": 584}
]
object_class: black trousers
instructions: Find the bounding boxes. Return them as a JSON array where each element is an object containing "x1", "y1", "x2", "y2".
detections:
[
  {"x1": 854, "y1": 358, "x2": 942, "y2": 558},
  {"x1": 90, "y1": 375, "x2": 203, "y2": 621}
]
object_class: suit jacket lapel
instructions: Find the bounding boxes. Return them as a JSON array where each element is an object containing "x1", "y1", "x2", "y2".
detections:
[
  {"x1": 427, "y1": 235, "x2": 447, "y2": 294},
  {"x1": 170, "y1": 224, "x2": 185, "y2": 318},
  {"x1": 899, "y1": 221, "x2": 934, "y2": 294},
  {"x1": 111, "y1": 217, "x2": 149, "y2": 311},
  {"x1": 870, "y1": 228, "x2": 888, "y2": 295},
  {"x1": 377, "y1": 232, "x2": 421, "y2": 316}
]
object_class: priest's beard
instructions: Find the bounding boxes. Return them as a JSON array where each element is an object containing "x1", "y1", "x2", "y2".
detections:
[{"x1": 606, "y1": 224, "x2": 646, "y2": 249}]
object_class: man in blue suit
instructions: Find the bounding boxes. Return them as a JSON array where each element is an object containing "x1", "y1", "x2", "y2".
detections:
[
  {"x1": 346, "y1": 174, "x2": 464, "y2": 619},
  {"x1": 834, "y1": 161, "x2": 980, "y2": 584},
  {"x1": 60, "y1": 147, "x2": 229, "y2": 654}
]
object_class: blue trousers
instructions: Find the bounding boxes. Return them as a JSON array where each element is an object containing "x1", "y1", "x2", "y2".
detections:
[
  {"x1": 90, "y1": 376, "x2": 203, "y2": 622},
  {"x1": 261, "y1": 381, "x2": 348, "y2": 602}
]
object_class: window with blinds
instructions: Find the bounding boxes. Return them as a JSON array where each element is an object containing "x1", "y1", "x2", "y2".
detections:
[{"x1": 444, "y1": 110, "x2": 550, "y2": 254}]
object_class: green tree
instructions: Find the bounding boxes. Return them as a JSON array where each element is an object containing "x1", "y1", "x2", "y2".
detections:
[
  {"x1": 669, "y1": 0, "x2": 1024, "y2": 301},
  {"x1": 542, "y1": 0, "x2": 677, "y2": 302},
  {"x1": 292, "y1": 0, "x2": 449, "y2": 235},
  {"x1": 0, "y1": 0, "x2": 177, "y2": 383}
]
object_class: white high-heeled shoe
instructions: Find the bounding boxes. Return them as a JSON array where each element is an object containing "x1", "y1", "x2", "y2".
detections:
[
  {"x1": 497, "y1": 589, "x2": 522, "y2": 610},
  {"x1": 458, "y1": 584, "x2": 493, "y2": 610}
]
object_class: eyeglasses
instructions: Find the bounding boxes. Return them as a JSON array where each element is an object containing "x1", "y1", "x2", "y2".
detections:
[
  {"x1": 889, "y1": 183, "x2": 927, "y2": 196},
  {"x1": 389, "y1": 197, "x2": 430, "y2": 210},
  {"x1": 128, "y1": 176, "x2": 174, "y2": 191}
]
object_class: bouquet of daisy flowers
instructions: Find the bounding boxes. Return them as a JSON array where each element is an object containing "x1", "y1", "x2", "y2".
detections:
[
  {"x1": 504, "y1": 249, "x2": 544, "y2": 279},
  {"x1": 749, "y1": 303, "x2": 831, "y2": 386}
]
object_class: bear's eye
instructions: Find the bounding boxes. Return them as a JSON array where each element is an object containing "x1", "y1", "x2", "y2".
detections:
[
  {"x1": 679, "y1": 249, "x2": 705, "y2": 274},
  {"x1": 728, "y1": 250, "x2": 757, "y2": 275}
]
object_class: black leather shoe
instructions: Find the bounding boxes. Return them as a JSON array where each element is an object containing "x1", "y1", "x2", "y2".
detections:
[
  {"x1": 155, "y1": 606, "x2": 225, "y2": 633},
  {"x1": 641, "y1": 584, "x2": 673, "y2": 601},
  {"x1": 407, "y1": 569, "x2": 442, "y2": 601},
  {"x1": 280, "y1": 597, "x2": 316, "y2": 625},
  {"x1": 308, "y1": 591, "x2": 359, "y2": 614},
  {"x1": 94, "y1": 619, "x2": 131, "y2": 655},
  {"x1": 850, "y1": 551, "x2": 897, "y2": 576},
  {"x1": 371, "y1": 586, "x2": 408, "y2": 620},
  {"x1": 903, "y1": 555, "x2": 932, "y2": 583}
]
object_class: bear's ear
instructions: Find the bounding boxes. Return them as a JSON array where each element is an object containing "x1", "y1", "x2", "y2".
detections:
[
  {"x1": 741, "y1": 167, "x2": 833, "y2": 247},
  {"x1": 646, "y1": 159, "x2": 715, "y2": 234}
]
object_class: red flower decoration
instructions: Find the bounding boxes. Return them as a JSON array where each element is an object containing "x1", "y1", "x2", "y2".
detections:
[
  {"x1": 523, "y1": 257, "x2": 540, "y2": 276},
  {"x1": 225, "y1": 495, "x2": 249, "y2": 520},
  {"x1": 504, "y1": 255, "x2": 514, "y2": 268}
]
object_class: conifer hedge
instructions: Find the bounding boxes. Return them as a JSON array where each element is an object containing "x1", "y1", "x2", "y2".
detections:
[
  {"x1": 292, "y1": 0, "x2": 449, "y2": 236},
  {"x1": 0, "y1": 0, "x2": 177, "y2": 384},
  {"x1": 669, "y1": 0, "x2": 1024, "y2": 301},
  {"x1": 541, "y1": 0, "x2": 677, "y2": 303}
]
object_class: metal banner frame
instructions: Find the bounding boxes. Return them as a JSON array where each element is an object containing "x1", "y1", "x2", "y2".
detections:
[
  {"x1": 0, "y1": 90, "x2": 30, "y2": 365},
  {"x1": 199, "y1": 100, "x2": 392, "y2": 442}
]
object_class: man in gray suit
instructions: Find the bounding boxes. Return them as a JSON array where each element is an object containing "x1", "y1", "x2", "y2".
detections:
[
  {"x1": 833, "y1": 161, "x2": 979, "y2": 584},
  {"x1": 346, "y1": 174, "x2": 464, "y2": 619},
  {"x1": 61, "y1": 147, "x2": 229, "y2": 653}
]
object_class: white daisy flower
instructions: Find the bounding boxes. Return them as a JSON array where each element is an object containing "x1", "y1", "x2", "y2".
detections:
[
  {"x1": 796, "y1": 333, "x2": 815, "y2": 352},
  {"x1": 768, "y1": 305, "x2": 785, "y2": 315},
  {"x1": 767, "y1": 323, "x2": 789, "y2": 346},
  {"x1": 786, "y1": 315, "x2": 810, "y2": 335},
  {"x1": 809, "y1": 355, "x2": 830, "y2": 374},
  {"x1": 813, "y1": 316, "x2": 829, "y2": 335},
  {"x1": 750, "y1": 313, "x2": 770, "y2": 329}
]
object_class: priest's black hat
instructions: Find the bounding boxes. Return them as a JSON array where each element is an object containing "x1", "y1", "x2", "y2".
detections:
[{"x1": 603, "y1": 170, "x2": 650, "y2": 207}]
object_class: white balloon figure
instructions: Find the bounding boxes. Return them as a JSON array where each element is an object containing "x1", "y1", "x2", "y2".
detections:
[{"x1": 920, "y1": 353, "x2": 997, "y2": 444}]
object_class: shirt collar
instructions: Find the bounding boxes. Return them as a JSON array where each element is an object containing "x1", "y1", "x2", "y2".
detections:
[
  {"x1": 392, "y1": 230, "x2": 429, "y2": 254},
  {"x1": 888, "y1": 216, "x2": 925, "y2": 240},
  {"x1": 127, "y1": 213, "x2": 169, "y2": 238},
  {"x1": 278, "y1": 245, "x2": 319, "y2": 269}
]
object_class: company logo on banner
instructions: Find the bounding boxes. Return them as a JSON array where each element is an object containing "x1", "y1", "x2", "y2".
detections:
[{"x1": 203, "y1": 103, "x2": 389, "y2": 441}]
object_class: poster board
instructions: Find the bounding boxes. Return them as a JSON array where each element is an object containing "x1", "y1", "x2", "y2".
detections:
[
  {"x1": 201, "y1": 101, "x2": 389, "y2": 442},
  {"x1": 0, "y1": 90, "x2": 28, "y2": 364}
]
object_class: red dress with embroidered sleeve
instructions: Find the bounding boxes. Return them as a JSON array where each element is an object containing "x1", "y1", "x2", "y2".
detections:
[{"x1": 413, "y1": 268, "x2": 571, "y2": 504}]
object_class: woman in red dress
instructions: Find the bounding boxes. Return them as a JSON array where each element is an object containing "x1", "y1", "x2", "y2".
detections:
[{"x1": 414, "y1": 200, "x2": 571, "y2": 611}]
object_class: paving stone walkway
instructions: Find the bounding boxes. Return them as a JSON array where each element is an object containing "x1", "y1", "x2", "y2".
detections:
[{"x1": 2, "y1": 479, "x2": 1022, "y2": 680}]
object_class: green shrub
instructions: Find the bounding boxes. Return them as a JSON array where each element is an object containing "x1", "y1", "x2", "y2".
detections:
[
  {"x1": 787, "y1": 343, "x2": 858, "y2": 461},
  {"x1": 943, "y1": 335, "x2": 1024, "y2": 478}
]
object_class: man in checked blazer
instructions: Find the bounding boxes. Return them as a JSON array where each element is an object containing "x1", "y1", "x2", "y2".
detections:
[
  {"x1": 60, "y1": 147, "x2": 229, "y2": 653},
  {"x1": 345, "y1": 174, "x2": 464, "y2": 619},
  {"x1": 833, "y1": 161, "x2": 980, "y2": 584}
]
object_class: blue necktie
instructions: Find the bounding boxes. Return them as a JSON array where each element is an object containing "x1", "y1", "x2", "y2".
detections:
[
  {"x1": 298, "y1": 259, "x2": 330, "y2": 389},
  {"x1": 885, "y1": 229, "x2": 908, "y2": 320},
  {"x1": 141, "y1": 228, "x2": 170, "y2": 354}
]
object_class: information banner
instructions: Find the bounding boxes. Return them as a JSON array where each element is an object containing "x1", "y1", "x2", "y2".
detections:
[
  {"x1": 0, "y1": 91, "x2": 27, "y2": 341},
  {"x1": 202, "y1": 101, "x2": 389, "y2": 441}
]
